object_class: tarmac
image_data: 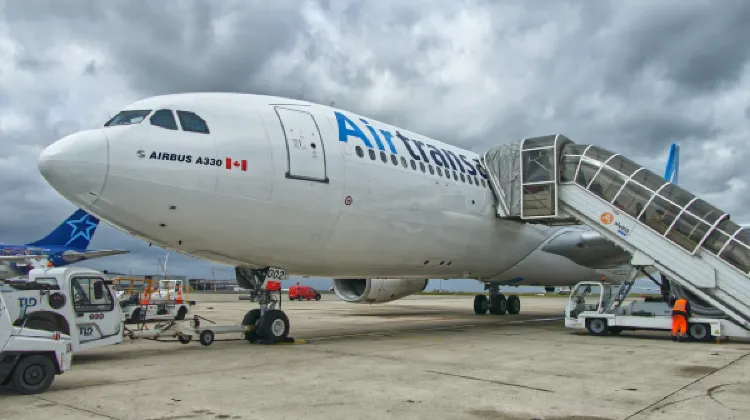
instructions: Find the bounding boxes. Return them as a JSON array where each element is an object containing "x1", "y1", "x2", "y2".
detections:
[{"x1": 2, "y1": 294, "x2": 749, "y2": 420}]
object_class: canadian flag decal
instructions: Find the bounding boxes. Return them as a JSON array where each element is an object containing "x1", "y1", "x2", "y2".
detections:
[{"x1": 226, "y1": 157, "x2": 248, "y2": 171}]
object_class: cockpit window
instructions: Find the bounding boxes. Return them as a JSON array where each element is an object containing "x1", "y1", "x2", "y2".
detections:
[
  {"x1": 104, "y1": 110, "x2": 151, "y2": 127},
  {"x1": 150, "y1": 109, "x2": 178, "y2": 130},
  {"x1": 176, "y1": 110, "x2": 210, "y2": 134}
]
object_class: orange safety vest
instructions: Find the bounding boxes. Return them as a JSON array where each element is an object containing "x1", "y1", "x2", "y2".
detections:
[{"x1": 672, "y1": 299, "x2": 687, "y2": 315}]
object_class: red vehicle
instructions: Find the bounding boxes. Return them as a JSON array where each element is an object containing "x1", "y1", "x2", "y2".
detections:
[{"x1": 289, "y1": 285, "x2": 321, "y2": 301}]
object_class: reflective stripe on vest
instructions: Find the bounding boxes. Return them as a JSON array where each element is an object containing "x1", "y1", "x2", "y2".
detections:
[{"x1": 673, "y1": 299, "x2": 687, "y2": 313}]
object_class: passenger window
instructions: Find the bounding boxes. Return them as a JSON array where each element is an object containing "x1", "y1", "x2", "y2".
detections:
[
  {"x1": 410, "y1": 160, "x2": 417, "y2": 170},
  {"x1": 419, "y1": 162, "x2": 426, "y2": 172},
  {"x1": 104, "y1": 110, "x2": 151, "y2": 126},
  {"x1": 355, "y1": 146, "x2": 364, "y2": 158},
  {"x1": 429, "y1": 165, "x2": 434, "y2": 175},
  {"x1": 380, "y1": 151, "x2": 387, "y2": 163},
  {"x1": 390, "y1": 155, "x2": 398, "y2": 165},
  {"x1": 588, "y1": 167, "x2": 625, "y2": 202},
  {"x1": 613, "y1": 182, "x2": 651, "y2": 220},
  {"x1": 720, "y1": 239, "x2": 750, "y2": 274},
  {"x1": 150, "y1": 109, "x2": 178, "y2": 130},
  {"x1": 437, "y1": 167, "x2": 442, "y2": 176},
  {"x1": 401, "y1": 157, "x2": 408, "y2": 168},
  {"x1": 460, "y1": 173, "x2": 466, "y2": 182},
  {"x1": 368, "y1": 149, "x2": 376, "y2": 160},
  {"x1": 481, "y1": 179, "x2": 486, "y2": 187},
  {"x1": 71, "y1": 277, "x2": 113, "y2": 313},
  {"x1": 176, "y1": 110, "x2": 210, "y2": 134}
]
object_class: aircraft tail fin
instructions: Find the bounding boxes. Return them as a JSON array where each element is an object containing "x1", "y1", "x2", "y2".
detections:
[
  {"x1": 26, "y1": 209, "x2": 100, "y2": 250},
  {"x1": 663, "y1": 143, "x2": 680, "y2": 185}
]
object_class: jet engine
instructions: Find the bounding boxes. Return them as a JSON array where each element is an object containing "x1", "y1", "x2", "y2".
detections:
[{"x1": 332, "y1": 278, "x2": 429, "y2": 303}]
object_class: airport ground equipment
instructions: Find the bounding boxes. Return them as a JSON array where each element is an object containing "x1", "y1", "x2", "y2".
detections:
[
  {"x1": 113, "y1": 277, "x2": 195, "y2": 323},
  {"x1": 563, "y1": 280, "x2": 750, "y2": 341},
  {"x1": 0, "y1": 266, "x2": 290, "y2": 352},
  {"x1": 0, "y1": 282, "x2": 73, "y2": 394},
  {"x1": 481, "y1": 135, "x2": 750, "y2": 335}
]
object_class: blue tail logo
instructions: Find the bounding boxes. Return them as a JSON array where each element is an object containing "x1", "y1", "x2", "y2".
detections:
[
  {"x1": 663, "y1": 143, "x2": 680, "y2": 184},
  {"x1": 26, "y1": 209, "x2": 100, "y2": 250}
]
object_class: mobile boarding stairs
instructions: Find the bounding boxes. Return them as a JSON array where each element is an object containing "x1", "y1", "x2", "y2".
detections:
[{"x1": 480, "y1": 135, "x2": 750, "y2": 340}]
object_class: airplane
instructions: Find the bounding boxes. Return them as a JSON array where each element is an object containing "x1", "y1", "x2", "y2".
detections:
[
  {"x1": 0, "y1": 208, "x2": 130, "y2": 279},
  {"x1": 35, "y1": 92, "x2": 680, "y2": 342}
]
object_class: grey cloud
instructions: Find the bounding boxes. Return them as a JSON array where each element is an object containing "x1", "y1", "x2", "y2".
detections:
[{"x1": 1, "y1": 0, "x2": 750, "y2": 281}]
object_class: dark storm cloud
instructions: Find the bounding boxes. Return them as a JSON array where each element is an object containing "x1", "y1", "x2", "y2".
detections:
[{"x1": 1, "y1": 0, "x2": 750, "y2": 281}]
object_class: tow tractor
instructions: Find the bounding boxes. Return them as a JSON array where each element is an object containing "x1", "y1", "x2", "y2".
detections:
[
  {"x1": 0, "y1": 265, "x2": 292, "y2": 353},
  {"x1": 0, "y1": 281, "x2": 73, "y2": 394},
  {"x1": 113, "y1": 277, "x2": 195, "y2": 323},
  {"x1": 564, "y1": 279, "x2": 750, "y2": 341}
]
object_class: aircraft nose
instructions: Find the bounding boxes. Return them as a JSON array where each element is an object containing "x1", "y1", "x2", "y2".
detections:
[{"x1": 38, "y1": 129, "x2": 109, "y2": 208}]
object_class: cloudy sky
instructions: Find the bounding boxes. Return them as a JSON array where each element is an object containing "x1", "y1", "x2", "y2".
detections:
[{"x1": 1, "y1": 0, "x2": 749, "y2": 290}]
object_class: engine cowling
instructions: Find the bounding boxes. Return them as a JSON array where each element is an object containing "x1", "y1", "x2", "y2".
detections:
[{"x1": 332, "y1": 278, "x2": 429, "y2": 303}]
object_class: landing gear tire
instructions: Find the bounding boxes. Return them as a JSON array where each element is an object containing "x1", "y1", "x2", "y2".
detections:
[
  {"x1": 178, "y1": 335, "x2": 192, "y2": 344},
  {"x1": 689, "y1": 323, "x2": 712, "y2": 342},
  {"x1": 199, "y1": 330, "x2": 215, "y2": 346},
  {"x1": 587, "y1": 318, "x2": 609, "y2": 336},
  {"x1": 258, "y1": 309, "x2": 290, "y2": 342},
  {"x1": 507, "y1": 295, "x2": 521, "y2": 315},
  {"x1": 474, "y1": 295, "x2": 488, "y2": 314},
  {"x1": 489, "y1": 295, "x2": 507, "y2": 315},
  {"x1": 11, "y1": 355, "x2": 56, "y2": 395},
  {"x1": 242, "y1": 309, "x2": 262, "y2": 343}
]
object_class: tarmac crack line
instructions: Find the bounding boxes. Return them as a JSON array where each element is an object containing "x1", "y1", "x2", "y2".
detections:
[
  {"x1": 622, "y1": 350, "x2": 750, "y2": 420},
  {"x1": 424, "y1": 369, "x2": 554, "y2": 393},
  {"x1": 34, "y1": 396, "x2": 120, "y2": 420}
]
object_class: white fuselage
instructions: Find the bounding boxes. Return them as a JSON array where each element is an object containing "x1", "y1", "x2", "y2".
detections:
[{"x1": 38, "y1": 93, "x2": 602, "y2": 286}]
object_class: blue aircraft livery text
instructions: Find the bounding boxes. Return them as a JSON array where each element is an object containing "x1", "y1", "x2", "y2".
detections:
[{"x1": 334, "y1": 111, "x2": 488, "y2": 179}]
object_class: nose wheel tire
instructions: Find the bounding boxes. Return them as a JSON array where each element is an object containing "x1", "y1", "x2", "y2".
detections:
[
  {"x1": 242, "y1": 309, "x2": 262, "y2": 343},
  {"x1": 258, "y1": 309, "x2": 290, "y2": 341}
]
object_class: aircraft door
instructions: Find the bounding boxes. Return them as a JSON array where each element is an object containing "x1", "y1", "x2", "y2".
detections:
[
  {"x1": 274, "y1": 107, "x2": 329, "y2": 183},
  {"x1": 70, "y1": 275, "x2": 120, "y2": 343}
]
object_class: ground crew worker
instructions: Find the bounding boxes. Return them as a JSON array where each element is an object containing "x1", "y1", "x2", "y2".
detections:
[{"x1": 669, "y1": 295, "x2": 691, "y2": 342}]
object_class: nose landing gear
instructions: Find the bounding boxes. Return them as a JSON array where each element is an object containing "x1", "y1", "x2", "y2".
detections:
[{"x1": 236, "y1": 267, "x2": 294, "y2": 344}]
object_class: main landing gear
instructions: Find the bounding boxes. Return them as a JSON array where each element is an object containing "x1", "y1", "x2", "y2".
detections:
[
  {"x1": 473, "y1": 284, "x2": 521, "y2": 315},
  {"x1": 235, "y1": 267, "x2": 293, "y2": 344}
]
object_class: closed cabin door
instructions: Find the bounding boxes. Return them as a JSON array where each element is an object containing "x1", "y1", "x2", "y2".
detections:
[{"x1": 275, "y1": 107, "x2": 328, "y2": 183}]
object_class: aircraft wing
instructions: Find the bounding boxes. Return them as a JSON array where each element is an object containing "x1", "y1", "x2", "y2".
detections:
[
  {"x1": 59, "y1": 249, "x2": 130, "y2": 263},
  {"x1": 541, "y1": 228, "x2": 631, "y2": 269}
]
